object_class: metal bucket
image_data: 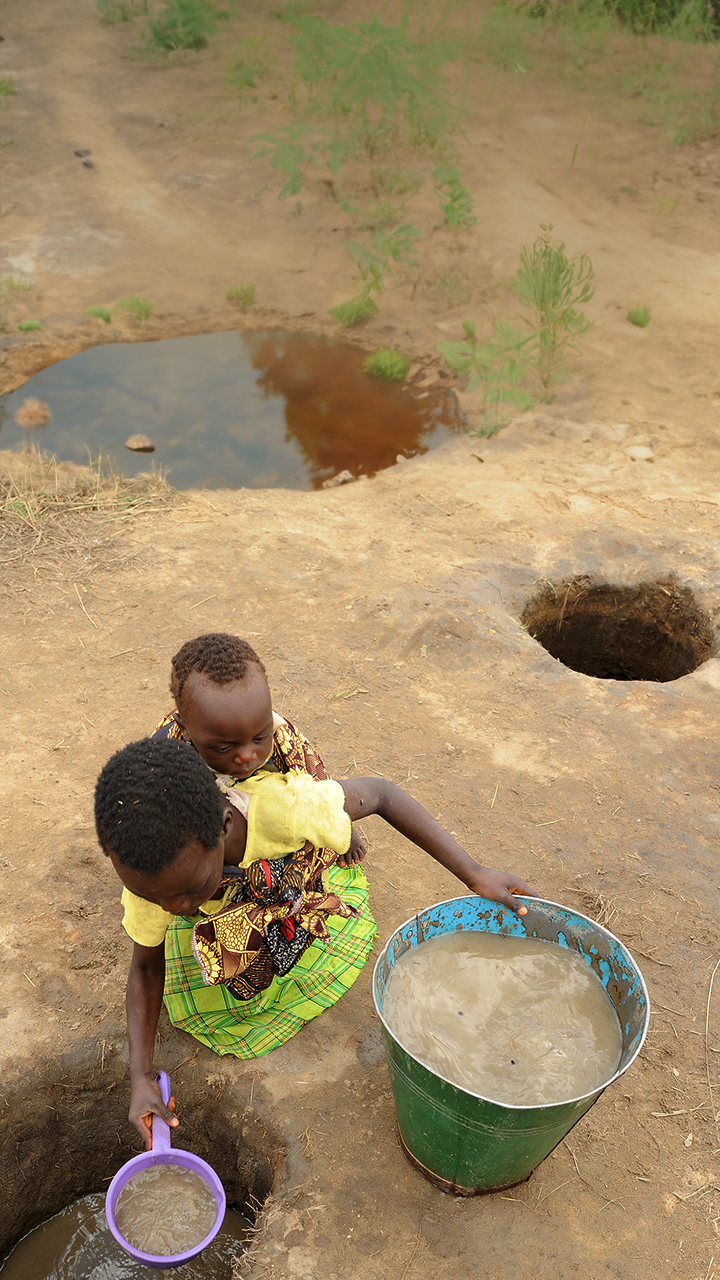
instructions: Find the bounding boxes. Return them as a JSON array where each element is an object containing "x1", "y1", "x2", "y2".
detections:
[{"x1": 372, "y1": 895, "x2": 649, "y2": 1196}]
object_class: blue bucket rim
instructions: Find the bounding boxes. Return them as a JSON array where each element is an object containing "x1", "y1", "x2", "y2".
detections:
[{"x1": 372, "y1": 893, "x2": 651, "y2": 1112}]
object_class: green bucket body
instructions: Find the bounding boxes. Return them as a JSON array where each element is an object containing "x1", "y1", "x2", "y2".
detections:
[{"x1": 373, "y1": 896, "x2": 649, "y2": 1196}]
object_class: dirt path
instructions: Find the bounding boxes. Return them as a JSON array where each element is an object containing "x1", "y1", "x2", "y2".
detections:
[{"x1": 1, "y1": 3, "x2": 720, "y2": 1278}]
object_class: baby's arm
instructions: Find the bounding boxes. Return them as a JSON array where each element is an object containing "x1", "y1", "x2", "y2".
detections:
[
  {"x1": 340, "y1": 777, "x2": 536, "y2": 914},
  {"x1": 126, "y1": 942, "x2": 180, "y2": 1147}
]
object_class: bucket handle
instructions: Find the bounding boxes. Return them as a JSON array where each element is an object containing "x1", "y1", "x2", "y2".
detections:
[{"x1": 151, "y1": 1070, "x2": 172, "y2": 1154}]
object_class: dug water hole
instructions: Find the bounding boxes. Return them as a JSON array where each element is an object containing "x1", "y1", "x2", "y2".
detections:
[
  {"x1": 1, "y1": 330, "x2": 465, "y2": 490},
  {"x1": 0, "y1": 1194, "x2": 251, "y2": 1279},
  {"x1": 523, "y1": 578, "x2": 716, "y2": 682}
]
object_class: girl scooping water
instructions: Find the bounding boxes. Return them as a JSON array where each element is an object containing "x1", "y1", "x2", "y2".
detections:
[{"x1": 94, "y1": 633, "x2": 536, "y2": 1144}]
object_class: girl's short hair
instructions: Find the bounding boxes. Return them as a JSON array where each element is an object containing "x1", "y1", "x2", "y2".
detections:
[
  {"x1": 170, "y1": 633, "x2": 266, "y2": 706},
  {"x1": 94, "y1": 738, "x2": 223, "y2": 874}
]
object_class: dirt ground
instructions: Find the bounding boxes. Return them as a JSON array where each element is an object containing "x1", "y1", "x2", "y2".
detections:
[{"x1": 1, "y1": 1, "x2": 720, "y2": 1278}]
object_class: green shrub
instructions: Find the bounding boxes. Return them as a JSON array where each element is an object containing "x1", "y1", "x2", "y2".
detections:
[
  {"x1": 433, "y1": 162, "x2": 477, "y2": 234},
  {"x1": 328, "y1": 296, "x2": 379, "y2": 326},
  {"x1": 17, "y1": 320, "x2": 42, "y2": 332},
  {"x1": 86, "y1": 306, "x2": 113, "y2": 323},
  {"x1": 140, "y1": 0, "x2": 216, "y2": 52},
  {"x1": 627, "y1": 304, "x2": 651, "y2": 326},
  {"x1": 437, "y1": 227, "x2": 595, "y2": 433},
  {"x1": 363, "y1": 349, "x2": 411, "y2": 380},
  {"x1": 226, "y1": 283, "x2": 256, "y2": 309},
  {"x1": 115, "y1": 295, "x2": 153, "y2": 321}
]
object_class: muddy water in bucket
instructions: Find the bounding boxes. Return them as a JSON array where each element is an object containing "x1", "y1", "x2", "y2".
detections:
[
  {"x1": 0, "y1": 330, "x2": 465, "y2": 490},
  {"x1": 114, "y1": 1165, "x2": 218, "y2": 1256},
  {"x1": 373, "y1": 896, "x2": 649, "y2": 1196},
  {"x1": 0, "y1": 1193, "x2": 251, "y2": 1278},
  {"x1": 382, "y1": 932, "x2": 622, "y2": 1105}
]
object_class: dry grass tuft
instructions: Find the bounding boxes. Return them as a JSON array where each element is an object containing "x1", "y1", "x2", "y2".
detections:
[
  {"x1": 0, "y1": 443, "x2": 180, "y2": 573},
  {"x1": 15, "y1": 397, "x2": 51, "y2": 428}
]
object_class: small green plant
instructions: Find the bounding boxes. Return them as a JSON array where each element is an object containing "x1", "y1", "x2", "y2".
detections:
[
  {"x1": 1, "y1": 275, "x2": 32, "y2": 294},
  {"x1": 225, "y1": 283, "x2": 256, "y2": 309},
  {"x1": 115, "y1": 295, "x2": 153, "y2": 321},
  {"x1": 627, "y1": 305, "x2": 651, "y2": 327},
  {"x1": 139, "y1": 0, "x2": 216, "y2": 53},
  {"x1": 438, "y1": 319, "x2": 536, "y2": 434},
  {"x1": 346, "y1": 223, "x2": 422, "y2": 299},
  {"x1": 227, "y1": 39, "x2": 269, "y2": 99},
  {"x1": 96, "y1": 0, "x2": 147, "y2": 23},
  {"x1": 513, "y1": 225, "x2": 595, "y2": 392},
  {"x1": 17, "y1": 320, "x2": 42, "y2": 332},
  {"x1": 433, "y1": 163, "x2": 477, "y2": 234},
  {"x1": 0, "y1": 276, "x2": 32, "y2": 331},
  {"x1": 438, "y1": 228, "x2": 595, "y2": 432},
  {"x1": 363, "y1": 349, "x2": 411, "y2": 380},
  {"x1": 328, "y1": 296, "x2": 379, "y2": 327},
  {"x1": 0, "y1": 77, "x2": 16, "y2": 104},
  {"x1": 86, "y1": 306, "x2": 113, "y2": 324},
  {"x1": 429, "y1": 271, "x2": 473, "y2": 309}
]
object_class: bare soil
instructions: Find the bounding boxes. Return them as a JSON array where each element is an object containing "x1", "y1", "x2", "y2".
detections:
[{"x1": 1, "y1": 3, "x2": 720, "y2": 1279}]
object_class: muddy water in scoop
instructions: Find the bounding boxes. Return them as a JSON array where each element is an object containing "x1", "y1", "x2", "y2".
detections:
[
  {"x1": 114, "y1": 1164, "x2": 218, "y2": 1255},
  {"x1": 383, "y1": 932, "x2": 622, "y2": 1105}
]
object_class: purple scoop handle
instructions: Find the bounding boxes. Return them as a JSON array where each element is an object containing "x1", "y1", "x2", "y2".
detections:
[{"x1": 151, "y1": 1070, "x2": 172, "y2": 1153}]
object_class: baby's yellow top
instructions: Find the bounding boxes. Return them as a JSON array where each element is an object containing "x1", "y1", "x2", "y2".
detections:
[{"x1": 121, "y1": 770, "x2": 351, "y2": 948}]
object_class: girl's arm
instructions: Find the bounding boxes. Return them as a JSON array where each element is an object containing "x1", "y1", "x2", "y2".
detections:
[
  {"x1": 126, "y1": 942, "x2": 180, "y2": 1147},
  {"x1": 340, "y1": 777, "x2": 536, "y2": 914}
]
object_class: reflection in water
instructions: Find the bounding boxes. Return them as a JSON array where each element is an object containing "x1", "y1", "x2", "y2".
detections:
[
  {"x1": 0, "y1": 330, "x2": 466, "y2": 491},
  {"x1": 242, "y1": 331, "x2": 465, "y2": 488}
]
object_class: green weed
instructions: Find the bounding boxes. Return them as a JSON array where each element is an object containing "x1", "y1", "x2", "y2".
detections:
[
  {"x1": 328, "y1": 296, "x2": 379, "y2": 326},
  {"x1": 0, "y1": 77, "x2": 16, "y2": 103},
  {"x1": 86, "y1": 306, "x2": 113, "y2": 323},
  {"x1": 226, "y1": 283, "x2": 256, "y2": 309},
  {"x1": 253, "y1": 15, "x2": 461, "y2": 201},
  {"x1": 627, "y1": 304, "x2": 651, "y2": 325},
  {"x1": 17, "y1": 320, "x2": 42, "y2": 332},
  {"x1": 437, "y1": 227, "x2": 595, "y2": 432},
  {"x1": 115, "y1": 295, "x2": 153, "y2": 321},
  {"x1": 438, "y1": 319, "x2": 536, "y2": 434},
  {"x1": 286, "y1": 14, "x2": 459, "y2": 149},
  {"x1": 429, "y1": 271, "x2": 474, "y2": 309},
  {"x1": 96, "y1": 0, "x2": 147, "y2": 23},
  {"x1": 363, "y1": 349, "x2": 411, "y2": 380},
  {"x1": 138, "y1": 0, "x2": 216, "y2": 53},
  {"x1": 433, "y1": 162, "x2": 477, "y2": 233},
  {"x1": 513, "y1": 224, "x2": 595, "y2": 392},
  {"x1": 1, "y1": 276, "x2": 32, "y2": 294},
  {"x1": 346, "y1": 223, "x2": 422, "y2": 299},
  {"x1": 0, "y1": 277, "x2": 33, "y2": 332}
]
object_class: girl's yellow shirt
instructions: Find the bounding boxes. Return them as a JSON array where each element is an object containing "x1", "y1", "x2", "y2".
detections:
[{"x1": 121, "y1": 772, "x2": 350, "y2": 947}]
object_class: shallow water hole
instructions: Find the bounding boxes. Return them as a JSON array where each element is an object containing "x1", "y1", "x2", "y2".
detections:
[
  {"x1": 0, "y1": 1058, "x2": 280, "y2": 1277},
  {"x1": 0, "y1": 1194, "x2": 251, "y2": 1279},
  {"x1": 522, "y1": 578, "x2": 716, "y2": 682},
  {"x1": 0, "y1": 330, "x2": 465, "y2": 489}
]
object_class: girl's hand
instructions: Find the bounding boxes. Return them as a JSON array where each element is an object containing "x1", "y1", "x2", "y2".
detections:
[
  {"x1": 335, "y1": 825, "x2": 367, "y2": 868},
  {"x1": 129, "y1": 1073, "x2": 179, "y2": 1149},
  {"x1": 463, "y1": 869, "x2": 537, "y2": 916}
]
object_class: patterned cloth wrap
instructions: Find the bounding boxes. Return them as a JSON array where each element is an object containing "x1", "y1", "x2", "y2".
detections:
[{"x1": 151, "y1": 712, "x2": 358, "y2": 1000}]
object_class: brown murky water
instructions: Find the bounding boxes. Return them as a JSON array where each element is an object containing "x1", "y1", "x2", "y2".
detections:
[
  {"x1": 114, "y1": 1164, "x2": 218, "y2": 1256},
  {"x1": 383, "y1": 932, "x2": 622, "y2": 1105},
  {"x1": 0, "y1": 330, "x2": 466, "y2": 490},
  {"x1": 0, "y1": 1192, "x2": 250, "y2": 1279}
]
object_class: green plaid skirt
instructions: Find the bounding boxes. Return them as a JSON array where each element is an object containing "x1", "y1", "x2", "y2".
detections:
[{"x1": 163, "y1": 864, "x2": 376, "y2": 1058}]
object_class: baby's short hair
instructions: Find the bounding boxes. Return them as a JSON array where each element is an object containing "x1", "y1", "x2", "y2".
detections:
[
  {"x1": 94, "y1": 738, "x2": 223, "y2": 875},
  {"x1": 170, "y1": 633, "x2": 266, "y2": 706}
]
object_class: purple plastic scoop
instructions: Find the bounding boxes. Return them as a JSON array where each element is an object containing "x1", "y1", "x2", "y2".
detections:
[{"x1": 105, "y1": 1071, "x2": 226, "y2": 1271}]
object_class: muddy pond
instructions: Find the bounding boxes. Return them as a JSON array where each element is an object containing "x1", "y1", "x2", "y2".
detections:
[{"x1": 1, "y1": 330, "x2": 466, "y2": 490}]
